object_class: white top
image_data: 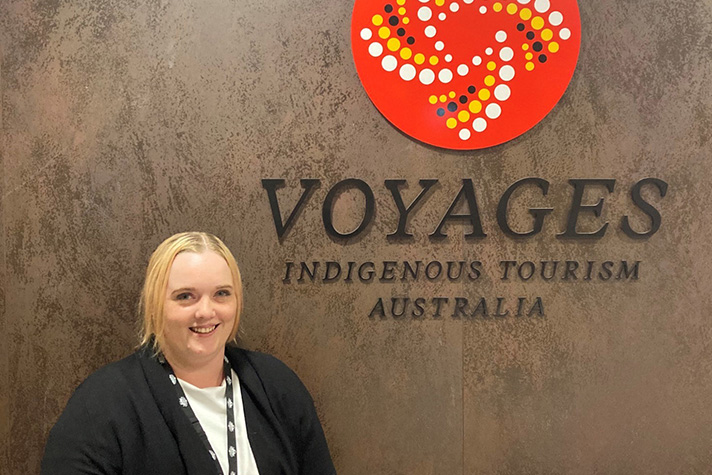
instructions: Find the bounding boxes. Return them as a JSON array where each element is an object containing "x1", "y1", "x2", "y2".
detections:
[{"x1": 178, "y1": 369, "x2": 260, "y2": 475}]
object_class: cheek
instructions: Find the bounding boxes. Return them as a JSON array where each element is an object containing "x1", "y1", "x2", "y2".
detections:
[{"x1": 163, "y1": 305, "x2": 189, "y2": 329}]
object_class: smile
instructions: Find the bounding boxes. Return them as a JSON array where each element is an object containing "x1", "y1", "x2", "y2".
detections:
[{"x1": 190, "y1": 324, "x2": 218, "y2": 334}]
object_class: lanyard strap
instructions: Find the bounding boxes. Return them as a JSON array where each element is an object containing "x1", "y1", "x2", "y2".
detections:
[{"x1": 160, "y1": 354, "x2": 239, "y2": 475}]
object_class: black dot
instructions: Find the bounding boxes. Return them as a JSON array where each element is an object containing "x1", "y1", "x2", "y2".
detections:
[
  {"x1": 533, "y1": 41, "x2": 543, "y2": 52},
  {"x1": 397, "y1": 28, "x2": 405, "y2": 36},
  {"x1": 447, "y1": 102, "x2": 457, "y2": 112},
  {"x1": 407, "y1": 36, "x2": 415, "y2": 45},
  {"x1": 389, "y1": 15, "x2": 399, "y2": 26},
  {"x1": 467, "y1": 85, "x2": 476, "y2": 94},
  {"x1": 459, "y1": 95, "x2": 468, "y2": 104},
  {"x1": 384, "y1": 4, "x2": 393, "y2": 13},
  {"x1": 437, "y1": 108, "x2": 445, "y2": 117},
  {"x1": 526, "y1": 31, "x2": 535, "y2": 40},
  {"x1": 538, "y1": 54, "x2": 547, "y2": 63},
  {"x1": 517, "y1": 23, "x2": 525, "y2": 31}
]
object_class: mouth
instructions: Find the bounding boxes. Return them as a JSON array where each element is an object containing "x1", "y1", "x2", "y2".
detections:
[{"x1": 189, "y1": 324, "x2": 219, "y2": 334}]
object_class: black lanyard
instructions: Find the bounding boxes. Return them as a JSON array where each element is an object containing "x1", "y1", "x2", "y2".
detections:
[{"x1": 160, "y1": 354, "x2": 239, "y2": 475}]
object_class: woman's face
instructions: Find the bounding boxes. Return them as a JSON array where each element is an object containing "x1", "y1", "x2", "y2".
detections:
[{"x1": 161, "y1": 250, "x2": 237, "y2": 369}]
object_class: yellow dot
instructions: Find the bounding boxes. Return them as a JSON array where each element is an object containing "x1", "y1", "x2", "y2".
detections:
[
  {"x1": 436, "y1": 0, "x2": 445, "y2": 5},
  {"x1": 403, "y1": 17, "x2": 410, "y2": 24},
  {"x1": 469, "y1": 100, "x2": 482, "y2": 114},
  {"x1": 478, "y1": 89, "x2": 491, "y2": 101},
  {"x1": 519, "y1": 8, "x2": 532, "y2": 20},
  {"x1": 400, "y1": 47, "x2": 412, "y2": 60},
  {"x1": 387, "y1": 38, "x2": 401, "y2": 51},
  {"x1": 372, "y1": 14, "x2": 384, "y2": 26},
  {"x1": 398, "y1": 7, "x2": 406, "y2": 15},
  {"x1": 548, "y1": 41, "x2": 560, "y2": 53},
  {"x1": 484, "y1": 75, "x2": 495, "y2": 86},
  {"x1": 493, "y1": 2, "x2": 503, "y2": 12},
  {"x1": 506, "y1": 3, "x2": 518, "y2": 14},
  {"x1": 526, "y1": 61, "x2": 535, "y2": 71},
  {"x1": 397, "y1": 0, "x2": 405, "y2": 4},
  {"x1": 414, "y1": 53, "x2": 425, "y2": 64},
  {"x1": 446, "y1": 118, "x2": 457, "y2": 129},
  {"x1": 525, "y1": 52, "x2": 533, "y2": 60},
  {"x1": 429, "y1": 55, "x2": 439, "y2": 65},
  {"x1": 531, "y1": 16, "x2": 544, "y2": 30},
  {"x1": 379, "y1": 27, "x2": 390, "y2": 39},
  {"x1": 458, "y1": 110, "x2": 471, "y2": 122},
  {"x1": 439, "y1": 95, "x2": 447, "y2": 102},
  {"x1": 541, "y1": 28, "x2": 553, "y2": 41},
  {"x1": 448, "y1": 91, "x2": 456, "y2": 98},
  {"x1": 429, "y1": 95, "x2": 438, "y2": 105},
  {"x1": 487, "y1": 61, "x2": 497, "y2": 71},
  {"x1": 522, "y1": 43, "x2": 529, "y2": 51}
]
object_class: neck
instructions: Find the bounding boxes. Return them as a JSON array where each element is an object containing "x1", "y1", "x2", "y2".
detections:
[{"x1": 164, "y1": 350, "x2": 225, "y2": 388}]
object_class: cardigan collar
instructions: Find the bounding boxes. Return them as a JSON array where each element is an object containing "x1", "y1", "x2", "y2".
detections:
[
  {"x1": 135, "y1": 344, "x2": 297, "y2": 475},
  {"x1": 137, "y1": 345, "x2": 219, "y2": 475}
]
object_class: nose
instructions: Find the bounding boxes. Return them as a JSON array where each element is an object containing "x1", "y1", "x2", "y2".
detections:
[{"x1": 195, "y1": 296, "x2": 215, "y2": 319}]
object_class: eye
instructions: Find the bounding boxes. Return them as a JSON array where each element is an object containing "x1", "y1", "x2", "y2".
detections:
[
  {"x1": 175, "y1": 292, "x2": 193, "y2": 301},
  {"x1": 215, "y1": 289, "x2": 232, "y2": 298}
]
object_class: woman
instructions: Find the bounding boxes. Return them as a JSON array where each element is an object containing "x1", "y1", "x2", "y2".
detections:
[{"x1": 42, "y1": 232, "x2": 336, "y2": 475}]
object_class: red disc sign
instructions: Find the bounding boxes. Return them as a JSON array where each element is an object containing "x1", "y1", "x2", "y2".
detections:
[{"x1": 351, "y1": 0, "x2": 580, "y2": 150}]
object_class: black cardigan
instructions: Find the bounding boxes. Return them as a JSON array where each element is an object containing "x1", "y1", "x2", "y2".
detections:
[{"x1": 41, "y1": 345, "x2": 336, "y2": 475}]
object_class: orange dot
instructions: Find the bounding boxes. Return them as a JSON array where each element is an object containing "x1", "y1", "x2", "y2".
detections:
[
  {"x1": 531, "y1": 16, "x2": 544, "y2": 30},
  {"x1": 448, "y1": 91, "x2": 456, "y2": 98},
  {"x1": 379, "y1": 27, "x2": 390, "y2": 39},
  {"x1": 526, "y1": 61, "x2": 535, "y2": 71},
  {"x1": 458, "y1": 110, "x2": 471, "y2": 122},
  {"x1": 506, "y1": 3, "x2": 518, "y2": 14},
  {"x1": 439, "y1": 95, "x2": 447, "y2": 102},
  {"x1": 387, "y1": 38, "x2": 401, "y2": 51},
  {"x1": 484, "y1": 75, "x2": 495, "y2": 86},
  {"x1": 487, "y1": 61, "x2": 497, "y2": 71},
  {"x1": 493, "y1": 2, "x2": 503, "y2": 12},
  {"x1": 414, "y1": 53, "x2": 425, "y2": 64},
  {"x1": 400, "y1": 47, "x2": 412, "y2": 60},
  {"x1": 429, "y1": 95, "x2": 438, "y2": 105},
  {"x1": 541, "y1": 28, "x2": 553, "y2": 41},
  {"x1": 478, "y1": 89, "x2": 491, "y2": 101},
  {"x1": 372, "y1": 14, "x2": 384, "y2": 26},
  {"x1": 429, "y1": 55, "x2": 439, "y2": 65},
  {"x1": 548, "y1": 41, "x2": 560, "y2": 53},
  {"x1": 446, "y1": 118, "x2": 457, "y2": 129},
  {"x1": 398, "y1": 7, "x2": 406, "y2": 15},
  {"x1": 519, "y1": 8, "x2": 532, "y2": 20},
  {"x1": 469, "y1": 100, "x2": 482, "y2": 114}
]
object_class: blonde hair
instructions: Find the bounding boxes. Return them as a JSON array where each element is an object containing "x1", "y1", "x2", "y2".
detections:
[{"x1": 139, "y1": 232, "x2": 243, "y2": 352}]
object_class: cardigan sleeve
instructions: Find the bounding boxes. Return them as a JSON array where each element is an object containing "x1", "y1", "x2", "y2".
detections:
[
  {"x1": 41, "y1": 374, "x2": 122, "y2": 475},
  {"x1": 295, "y1": 390, "x2": 336, "y2": 475}
]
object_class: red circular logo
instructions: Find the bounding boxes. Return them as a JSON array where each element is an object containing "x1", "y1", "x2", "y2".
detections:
[{"x1": 351, "y1": 0, "x2": 581, "y2": 150}]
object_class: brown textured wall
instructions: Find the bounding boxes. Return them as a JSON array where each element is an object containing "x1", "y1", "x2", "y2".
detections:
[
  {"x1": 1, "y1": 48, "x2": 9, "y2": 475},
  {"x1": 2, "y1": 0, "x2": 712, "y2": 474}
]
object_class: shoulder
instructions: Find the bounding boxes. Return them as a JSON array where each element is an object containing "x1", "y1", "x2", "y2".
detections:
[
  {"x1": 228, "y1": 347, "x2": 305, "y2": 389},
  {"x1": 57, "y1": 349, "x2": 155, "y2": 423},
  {"x1": 42, "y1": 351, "x2": 146, "y2": 474},
  {"x1": 227, "y1": 346, "x2": 315, "y2": 408},
  {"x1": 226, "y1": 347, "x2": 336, "y2": 473},
  {"x1": 72, "y1": 351, "x2": 144, "y2": 400}
]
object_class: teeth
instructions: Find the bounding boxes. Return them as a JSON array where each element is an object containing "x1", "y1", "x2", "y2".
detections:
[{"x1": 191, "y1": 325, "x2": 217, "y2": 334}]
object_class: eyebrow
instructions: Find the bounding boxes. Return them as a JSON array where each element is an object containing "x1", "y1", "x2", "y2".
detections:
[{"x1": 170, "y1": 285, "x2": 234, "y2": 294}]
